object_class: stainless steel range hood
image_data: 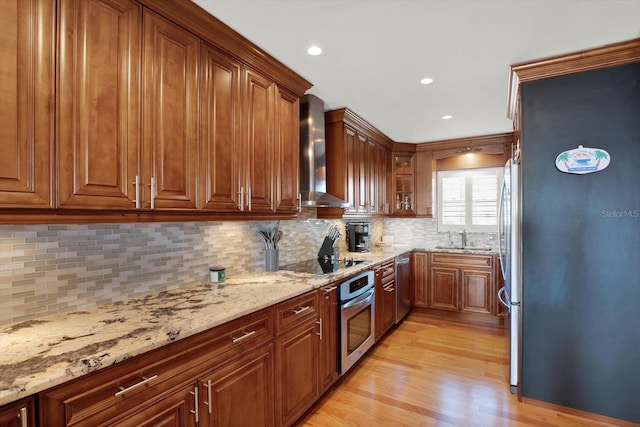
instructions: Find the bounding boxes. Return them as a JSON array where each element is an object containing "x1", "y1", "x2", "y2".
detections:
[{"x1": 299, "y1": 94, "x2": 350, "y2": 208}]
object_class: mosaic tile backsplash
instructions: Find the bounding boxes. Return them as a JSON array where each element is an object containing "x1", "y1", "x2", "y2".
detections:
[{"x1": 0, "y1": 214, "x2": 494, "y2": 326}]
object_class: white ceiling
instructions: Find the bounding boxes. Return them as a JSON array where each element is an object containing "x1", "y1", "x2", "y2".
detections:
[{"x1": 193, "y1": 0, "x2": 640, "y2": 143}]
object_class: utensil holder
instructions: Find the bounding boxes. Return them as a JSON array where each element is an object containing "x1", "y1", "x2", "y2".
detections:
[
  {"x1": 265, "y1": 248, "x2": 279, "y2": 272},
  {"x1": 317, "y1": 237, "x2": 336, "y2": 259}
]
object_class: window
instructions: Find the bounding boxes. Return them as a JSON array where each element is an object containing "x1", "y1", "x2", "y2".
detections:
[{"x1": 436, "y1": 167, "x2": 503, "y2": 232}]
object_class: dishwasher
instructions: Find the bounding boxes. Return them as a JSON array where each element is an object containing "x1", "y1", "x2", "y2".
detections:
[{"x1": 395, "y1": 254, "x2": 411, "y2": 323}]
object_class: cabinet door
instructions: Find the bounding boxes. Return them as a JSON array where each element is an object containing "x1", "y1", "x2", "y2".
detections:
[
  {"x1": 243, "y1": 68, "x2": 275, "y2": 213},
  {"x1": 461, "y1": 269, "x2": 492, "y2": 314},
  {"x1": 116, "y1": 382, "x2": 197, "y2": 427},
  {"x1": 200, "y1": 343, "x2": 274, "y2": 427},
  {"x1": 275, "y1": 87, "x2": 300, "y2": 213},
  {"x1": 143, "y1": 10, "x2": 198, "y2": 210},
  {"x1": 199, "y1": 43, "x2": 242, "y2": 212},
  {"x1": 319, "y1": 285, "x2": 338, "y2": 393},
  {"x1": 0, "y1": 397, "x2": 35, "y2": 427},
  {"x1": 57, "y1": 0, "x2": 141, "y2": 210},
  {"x1": 355, "y1": 133, "x2": 368, "y2": 214},
  {"x1": 343, "y1": 126, "x2": 358, "y2": 214},
  {"x1": 376, "y1": 144, "x2": 389, "y2": 214},
  {"x1": 412, "y1": 252, "x2": 428, "y2": 308},
  {"x1": 367, "y1": 140, "x2": 377, "y2": 214},
  {"x1": 415, "y1": 150, "x2": 433, "y2": 217},
  {"x1": 0, "y1": 0, "x2": 54, "y2": 208},
  {"x1": 276, "y1": 320, "x2": 319, "y2": 427},
  {"x1": 429, "y1": 267, "x2": 459, "y2": 311}
]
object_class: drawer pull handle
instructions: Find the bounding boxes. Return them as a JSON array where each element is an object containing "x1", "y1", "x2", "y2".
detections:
[
  {"x1": 385, "y1": 268, "x2": 394, "y2": 275},
  {"x1": 316, "y1": 318, "x2": 322, "y2": 340},
  {"x1": 293, "y1": 306, "x2": 311, "y2": 315},
  {"x1": 19, "y1": 407, "x2": 27, "y2": 427},
  {"x1": 115, "y1": 374, "x2": 158, "y2": 397},
  {"x1": 190, "y1": 385, "x2": 199, "y2": 422},
  {"x1": 204, "y1": 379, "x2": 212, "y2": 414},
  {"x1": 232, "y1": 330, "x2": 256, "y2": 343},
  {"x1": 322, "y1": 286, "x2": 337, "y2": 293},
  {"x1": 385, "y1": 287, "x2": 395, "y2": 292}
]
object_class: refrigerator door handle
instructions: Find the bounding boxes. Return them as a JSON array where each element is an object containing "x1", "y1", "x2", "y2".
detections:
[
  {"x1": 498, "y1": 175, "x2": 507, "y2": 280},
  {"x1": 498, "y1": 286, "x2": 510, "y2": 309}
]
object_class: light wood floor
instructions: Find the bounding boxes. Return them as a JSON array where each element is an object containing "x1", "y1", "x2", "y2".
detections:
[{"x1": 296, "y1": 309, "x2": 631, "y2": 427}]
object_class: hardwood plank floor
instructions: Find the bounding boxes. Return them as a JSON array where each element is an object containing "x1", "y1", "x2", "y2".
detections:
[{"x1": 296, "y1": 309, "x2": 631, "y2": 427}]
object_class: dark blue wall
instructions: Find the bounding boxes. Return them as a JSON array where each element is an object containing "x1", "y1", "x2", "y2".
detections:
[{"x1": 521, "y1": 62, "x2": 640, "y2": 423}]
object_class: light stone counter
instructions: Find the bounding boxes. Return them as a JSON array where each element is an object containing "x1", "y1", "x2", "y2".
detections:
[
  {"x1": 0, "y1": 245, "x2": 496, "y2": 406},
  {"x1": 0, "y1": 247, "x2": 408, "y2": 406}
]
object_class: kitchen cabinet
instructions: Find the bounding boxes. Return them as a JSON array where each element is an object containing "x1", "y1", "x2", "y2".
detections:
[
  {"x1": 200, "y1": 47, "x2": 299, "y2": 215},
  {"x1": 375, "y1": 260, "x2": 396, "y2": 340},
  {"x1": 319, "y1": 284, "x2": 339, "y2": 393},
  {"x1": 40, "y1": 307, "x2": 274, "y2": 426},
  {"x1": 1, "y1": 0, "x2": 310, "y2": 223},
  {"x1": 427, "y1": 252, "x2": 494, "y2": 314},
  {"x1": 57, "y1": 0, "x2": 142, "y2": 210},
  {"x1": 58, "y1": 5, "x2": 199, "y2": 212},
  {"x1": 199, "y1": 343, "x2": 274, "y2": 427},
  {"x1": 0, "y1": 396, "x2": 35, "y2": 427},
  {"x1": 199, "y1": 42, "x2": 242, "y2": 212},
  {"x1": 142, "y1": 9, "x2": 199, "y2": 210},
  {"x1": 412, "y1": 251, "x2": 428, "y2": 308},
  {"x1": 114, "y1": 382, "x2": 198, "y2": 427},
  {"x1": 392, "y1": 152, "x2": 415, "y2": 215},
  {"x1": 274, "y1": 87, "x2": 301, "y2": 214},
  {"x1": 414, "y1": 149, "x2": 434, "y2": 217},
  {"x1": 0, "y1": 0, "x2": 55, "y2": 209},
  {"x1": 275, "y1": 291, "x2": 320, "y2": 427},
  {"x1": 322, "y1": 108, "x2": 393, "y2": 218}
]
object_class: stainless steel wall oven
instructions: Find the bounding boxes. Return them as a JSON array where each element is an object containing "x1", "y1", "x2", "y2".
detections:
[{"x1": 339, "y1": 270, "x2": 375, "y2": 374}]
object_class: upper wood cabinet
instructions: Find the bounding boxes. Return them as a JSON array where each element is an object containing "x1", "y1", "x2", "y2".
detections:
[
  {"x1": 275, "y1": 87, "x2": 301, "y2": 214},
  {"x1": 199, "y1": 43, "x2": 242, "y2": 212},
  {"x1": 323, "y1": 108, "x2": 393, "y2": 218},
  {"x1": 57, "y1": 0, "x2": 141, "y2": 210},
  {"x1": 1, "y1": 0, "x2": 311, "y2": 223},
  {"x1": 0, "y1": 0, "x2": 55, "y2": 209},
  {"x1": 142, "y1": 10, "x2": 199, "y2": 211}
]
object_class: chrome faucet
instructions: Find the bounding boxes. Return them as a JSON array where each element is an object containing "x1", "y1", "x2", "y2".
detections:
[{"x1": 460, "y1": 229, "x2": 467, "y2": 247}]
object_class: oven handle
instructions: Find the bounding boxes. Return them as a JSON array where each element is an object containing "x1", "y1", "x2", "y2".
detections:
[{"x1": 342, "y1": 288, "x2": 374, "y2": 310}]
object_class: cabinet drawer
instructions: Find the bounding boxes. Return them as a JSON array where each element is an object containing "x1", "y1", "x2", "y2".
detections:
[
  {"x1": 430, "y1": 252, "x2": 493, "y2": 269},
  {"x1": 276, "y1": 290, "x2": 319, "y2": 334},
  {"x1": 40, "y1": 308, "x2": 274, "y2": 427}
]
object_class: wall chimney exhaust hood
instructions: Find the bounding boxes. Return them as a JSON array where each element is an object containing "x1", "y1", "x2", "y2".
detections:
[{"x1": 299, "y1": 94, "x2": 350, "y2": 208}]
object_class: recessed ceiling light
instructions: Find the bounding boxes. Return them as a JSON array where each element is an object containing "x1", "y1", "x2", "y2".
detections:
[
  {"x1": 442, "y1": 114, "x2": 453, "y2": 120},
  {"x1": 306, "y1": 45, "x2": 323, "y2": 56},
  {"x1": 420, "y1": 77, "x2": 434, "y2": 85}
]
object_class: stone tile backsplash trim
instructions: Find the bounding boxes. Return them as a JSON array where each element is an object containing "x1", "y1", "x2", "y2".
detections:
[{"x1": 0, "y1": 215, "x2": 494, "y2": 326}]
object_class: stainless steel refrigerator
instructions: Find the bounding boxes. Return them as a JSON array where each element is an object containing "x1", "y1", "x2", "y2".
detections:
[{"x1": 498, "y1": 151, "x2": 522, "y2": 395}]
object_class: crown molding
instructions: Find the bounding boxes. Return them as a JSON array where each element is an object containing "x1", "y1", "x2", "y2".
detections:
[{"x1": 507, "y1": 38, "x2": 640, "y2": 119}]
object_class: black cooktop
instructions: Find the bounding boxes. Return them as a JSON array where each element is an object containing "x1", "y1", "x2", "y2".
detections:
[{"x1": 280, "y1": 257, "x2": 367, "y2": 275}]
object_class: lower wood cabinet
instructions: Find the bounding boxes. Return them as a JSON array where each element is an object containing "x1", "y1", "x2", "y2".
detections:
[
  {"x1": 39, "y1": 308, "x2": 274, "y2": 426},
  {"x1": 319, "y1": 284, "x2": 339, "y2": 393},
  {"x1": 199, "y1": 343, "x2": 274, "y2": 427},
  {"x1": 375, "y1": 260, "x2": 396, "y2": 340},
  {"x1": 20, "y1": 286, "x2": 341, "y2": 427},
  {"x1": 275, "y1": 291, "x2": 320, "y2": 427},
  {"x1": 413, "y1": 252, "x2": 495, "y2": 315},
  {"x1": 0, "y1": 396, "x2": 35, "y2": 427},
  {"x1": 114, "y1": 382, "x2": 198, "y2": 427}
]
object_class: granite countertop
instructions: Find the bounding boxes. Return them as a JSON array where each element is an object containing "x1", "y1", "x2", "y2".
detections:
[
  {"x1": 0, "y1": 248, "x2": 407, "y2": 406},
  {"x1": 0, "y1": 245, "x2": 493, "y2": 406}
]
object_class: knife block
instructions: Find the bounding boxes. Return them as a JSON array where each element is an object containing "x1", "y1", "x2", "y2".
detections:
[{"x1": 317, "y1": 237, "x2": 339, "y2": 260}]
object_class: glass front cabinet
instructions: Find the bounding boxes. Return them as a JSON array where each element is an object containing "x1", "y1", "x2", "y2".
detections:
[{"x1": 392, "y1": 153, "x2": 415, "y2": 215}]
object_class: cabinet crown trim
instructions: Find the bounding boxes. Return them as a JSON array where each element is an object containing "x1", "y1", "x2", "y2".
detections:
[{"x1": 507, "y1": 38, "x2": 640, "y2": 119}]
